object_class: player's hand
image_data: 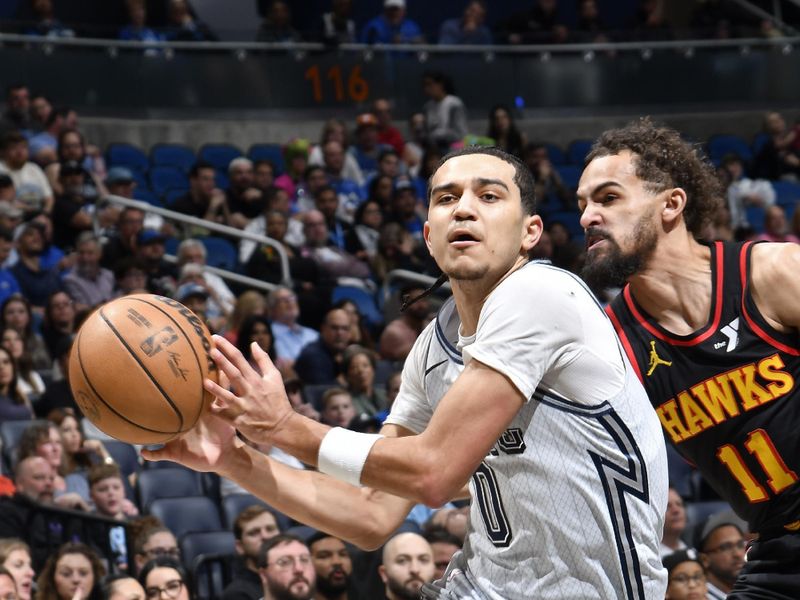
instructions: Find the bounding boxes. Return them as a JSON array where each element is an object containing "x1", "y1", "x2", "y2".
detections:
[
  {"x1": 140, "y1": 410, "x2": 241, "y2": 476},
  {"x1": 203, "y1": 335, "x2": 295, "y2": 445}
]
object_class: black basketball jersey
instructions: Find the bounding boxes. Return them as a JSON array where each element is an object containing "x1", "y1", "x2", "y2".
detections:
[{"x1": 606, "y1": 241, "x2": 800, "y2": 534}]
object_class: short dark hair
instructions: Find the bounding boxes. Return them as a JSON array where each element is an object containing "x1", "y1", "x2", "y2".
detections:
[
  {"x1": 189, "y1": 160, "x2": 216, "y2": 178},
  {"x1": 424, "y1": 527, "x2": 462, "y2": 548},
  {"x1": 586, "y1": 117, "x2": 722, "y2": 236},
  {"x1": 138, "y1": 556, "x2": 187, "y2": 590},
  {"x1": 257, "y1": 534, "x2": 308, "y2": 568},
  {"x1": 233, "y1": 505, "x2": 277, "y2": 540},
  {"x1": 101, "y1": 574, "x2": 139, "y2": 599},
  {"x1": 88, "y1": 463, "x2": 122, "y2": 488},
  {"x1": 428, "y1": 145, "x2": 537, "y2": 216},
  {"x1": 0, "y1": 131, "x2": 26, "y2": 151}
]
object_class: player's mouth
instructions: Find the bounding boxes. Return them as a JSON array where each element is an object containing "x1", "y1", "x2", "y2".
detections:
[
  {"x1": 448, "y1": 229, "x2": 480, "y2": 248},
  {"x1": 585, "y1": 228, "x2": 609, "y2": 252}
]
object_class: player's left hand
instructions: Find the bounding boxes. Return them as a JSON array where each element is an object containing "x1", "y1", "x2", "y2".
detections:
[{"x1": 203, "y1": 334, "x2": 295, "y2": 445}]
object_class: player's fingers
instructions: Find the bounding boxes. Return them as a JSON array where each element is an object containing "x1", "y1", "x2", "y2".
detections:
[
  {"x1": 210, "y1": 347, "x2": 251, "y2": 392},
  {"x1": 212, "y1": 335, "x2": 257, "y2": 379},
  {"x1": 204, "y1": 378, "x2": 240, "y2": 407},
  {"x1": 141, "y1": 444, "x2": 172, "y2": 462},
  {"x1": 251, "y1": 342, "x2": 277, "y2": 377}
]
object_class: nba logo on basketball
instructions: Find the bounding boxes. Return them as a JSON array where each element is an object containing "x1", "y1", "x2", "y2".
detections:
[{"x1": 140, "y1": 326, "x2": 179, "y2": 357}]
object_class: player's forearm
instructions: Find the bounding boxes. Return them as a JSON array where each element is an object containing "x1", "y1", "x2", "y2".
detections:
[{"x1": 220, "y1": 443, "x2": 410, "y2": 549}]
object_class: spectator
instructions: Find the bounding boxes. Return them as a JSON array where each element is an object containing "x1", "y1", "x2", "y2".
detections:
[
  {"x1": 36, "y1": 543, "x2": 105, "y2": 600},
  {"x1": 385, "y1": 370, "x2": 401, "y2": 408},
  {"x1": 0, "y1": 226, "x2": 21, "y2": 304},
  {"x1": 0, "y1": 345, "x2": 32, "y2": 421},
  {"x1": 284, "y1": 377, "x2": 320, "y2": 422},
  {"x1": 379, "y1": 285, "x2": 430, "y2": 361},
  {"x1": 422, "y1": 72, "x2": 468, "y2": 152},
  {"x1": 274, "y1": 139, "x2": 311, "y2": 204},
  {"x1": 41, "y1": 291, "x2": 75, "y2": 360},
  {"x1": 660, "y1": 486, "x2": 689, "y2": 557},
  {"x1": 309, "y1": 120, "x2": 364, "y2": 187},
  {"x1": 51, "y1": 160, "x2": 95, "y2": 251},
  {"x1": 102, "y1": 575, "x2": 145, "y2": 600},
  {"x1": 136, "y1": 230, "x2": 177, "y2": 297},
  {"x1": 373, "y1": 149, "x2": 401, "y2": 185},
  {"x1": 313, "y1": 185, "x2": 350, "y2": 250},
  {"x1": 438, "y1": 1, "x2": 492, "y2": 45},
  {"x1": 501, "y1": 0, "x2": 568, "y2": 44},
  {"x1": 49, "y1": 408, "x2": 114, "y2": 477},
  {"x1": 487, "y1": 105, "x2": 526, "y2": 159},
  {"x1": 223, "y1": 290, "x2": 266, "y2": 346},
  {"x1": 174, "y1": 281, "x2": 211, "y2": 328},
  {"x1": 720, "y1": 153, "x2": 775, "y2": 231},
  {"x1": 29, "y1": 94, "x2": 52, "y2": 135},
  {"x1": 222, "y1": 505, "x2": 281, "y2": 600},
  {"x1": 226, "y1": 157, "x2": 265, "y2": 229},
  {"x1": 235, "y1": 314, "x2": 279, "y2": 369},
  {"x1": 0, "y1": 132, "x2": 53, "y2": 217},
  {"x1": 172, "y1": 161, "x2": 228, "y2": 226},
  {"x1": 547, "y1": 221, "x2": 583, "y2": 273},
  {"x1": 695, "y1": 512, "x2": 747, "y2": 599},
  {"x1": 345, "y1": 199, "x2": 383, "y2": 261},
  {"x1": 523, "y1": 142, "x2": 572, "y2": 208},
  {"x1": 0, "y1": 294, "x2": 49, "y2": 371},
  {"x1": 379, "y1": 533, "x2": 434, "y2": 600},
  {"x1": 24, "y1": 0, "x2": 75, "y2": 38},
  {"x1": 319, "y1": 388, "x2": 356, "y2": 428},
  {"x1": 371, "y1": 222, "x2": 428, "y2": 283},
  {"x1": 9, "y1": 221, "x2": 62, "y2": 309},
  {"x1": 0, "y1": 539, "x2": 35, "y2": 600},
  {"x1": 27, "y1": 107, "x2": 77, "y2": 166},
  {"x1": 1, "y1": 328, "x2": 45, "y2": 400},
  {"x1": 307, "y1": 532, "x2": 352, "y2": 600},
  {"x1": 372, "y1": 98, "x2": 405, "y2": 156},
  {"x1": 63, "y1": 232, "x2": 115, "y2": 312},
  {"x1": 253, "y1": 160, "x2": 275, "y2": 195},
  {"x1": 320, "y1": 141, "x2": 365, "y2": 216},
  {"x1": 342, "y1": 345, "x2": 386, "y2": 416},
  {"x1": 294, "y1": 308, "x2": 351, "y2": 385},
  {"x1": 256, "y1": 0, "x2": 302, "y2": 42},
  {"x1": 662, "y1": 549, "x2": 707, "y2": 600},
  {"x1": 1, "y1": 85, "x2": 32, "y2": 136},
  {"x1": 165, "y1": 0, "x2": 216, "y2": 41},
  {"x1": 101, "y1": 206, "x2": 145, "y2": 271},
  {"x1": 333, "y1": 298, "x2": 373, "y2": 350},
  {"x1": 119, "y1": 0, "x2": 164, "y2": 44},
  {"x1": 0, "y1": 567, "x2": 16, "y2": 600},
  {"x1": 361, "y1": 0, "x2": 423, "y2": 44},
  {"x1": 754, "y1": 111, "x2": 800, "y2": 181},
  {"x1": 0, "y1": 172, "x2": 17, "y2": 204},
  {"x1": 630, "y1": 0, "x2": 671, "y2": 41},
  {"x1": 176, "y1": 238, "x2": 235, "y2": 317},
  {"x1": 138, "y1": 557, "x2": 189, "y2": 600},
  {"x1": 88, "y1": 463, "x2": 136, "y2": 521},
  {"x1": 44, "y1": 129, "x2": 106, "y2": 200},
  {"x1": 755, "y1": 205, "x2": 800, "y2": 243},
  {"x1": 298, "y1": 210, "x2": 370, "y2": 281},
  {"x1": 257, "y1": 535, "x2": 316, "y2": 600},
  {"x1": 267, "y1": 286, "x2": 318, "y2": 365},
  {"x1": 423, "y1": 529, "x2": 461, "y2": 582},
  {"x1": 574, "y1": 0, "x2": 608, "y2": 43},
  {"x1": 387, "y1": 178, "x2": 425, "y2": 241},
  {"x1": 318, "y1": 0, "x2": 356, "y2": 44},
  {"x1": 132, "y1": 527, "x2": 180, "y2": 576},
  {"x1": 350, "y1": 114, "x2": 392, "y2": 184},
  {"x1": 113, "y1": 257, "x2": 148, "y2": 296}
]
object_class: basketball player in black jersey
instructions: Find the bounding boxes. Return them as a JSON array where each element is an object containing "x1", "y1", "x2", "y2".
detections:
[{"x1": 577, "y1": 118, "x2": 800, "y2": 599}]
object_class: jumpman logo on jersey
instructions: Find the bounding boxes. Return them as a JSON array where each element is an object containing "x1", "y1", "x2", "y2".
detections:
[{"x1": 646, "y1": 341, "x2": 672, "y2": 376}]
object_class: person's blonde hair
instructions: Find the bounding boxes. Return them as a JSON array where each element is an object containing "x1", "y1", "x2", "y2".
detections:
[
  {"x1": 226, "y1": 291, "x2": 266, "y2": 333},
  {"x1": 0, "y1": 539, "x2": 31, "y2": 565}
]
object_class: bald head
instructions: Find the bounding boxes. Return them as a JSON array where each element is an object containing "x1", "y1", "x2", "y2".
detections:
[
  {"x1": 14, "y1": 456, "x2": 55, "y2": 503},
  {"x1": 380, "y1": 533, "x2": 435, "y2": 600},
  {"x1": 303, "y1": 209, "x2": 329, "y2": 247}
]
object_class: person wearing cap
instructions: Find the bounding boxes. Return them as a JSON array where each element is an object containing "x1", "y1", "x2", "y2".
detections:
[
  {"x1": 663, "y1": 549, "x2": 707, "y2": 600},
  {"x1": 350, "y1": 113, "x2": 393, "y2": 183},
  {"x1": 0, "y1": 131, "x2": 53, "y2": 216},
  {"x1": 361, "y1": 0, "x2": 423, "y2": 45},
  {"x1": 105, "y1": 166, "x2": 136, "y2": 198},
  {"x1": 0, "y1": 202, "x2": 24, "y2": 237},
  {"x1": 226, "y1": 157, "x2": 266, "y2": 229},
  {"x1": 136, "y1": 230, "x2": 177, "y2": 297},
  {"x1": 51, "y1": 159, "x2": 94, "y2": 251},
  {"x1": 274, "y1": 139, "x2": 311, "y2": 204},
  {"x1": 174, "y1": 282, "x2": 209, "y2": 325},
  {"x1": 695, "y1": 512, "x2": 747, "y2": 599},
  {"x1": 9, "y1": 221, "x2": 62, "y2": 309}
]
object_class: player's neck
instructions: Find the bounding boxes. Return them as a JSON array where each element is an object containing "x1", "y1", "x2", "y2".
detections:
[{"x1": 627, "y1": 233, "x2": 713, "y2": 334}]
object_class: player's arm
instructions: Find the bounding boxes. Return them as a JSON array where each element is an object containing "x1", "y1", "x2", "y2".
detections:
[{"x1": 750, "y1": 242, "x2": 800, "y2": 330}]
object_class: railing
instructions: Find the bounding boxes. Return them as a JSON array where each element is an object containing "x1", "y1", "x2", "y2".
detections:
[
  {"x1": 96, "y1": 195, "x2": 291, "y2": 291},
  {"x1": 382, "y1": 269, "x2": 451, "y2": 308}
]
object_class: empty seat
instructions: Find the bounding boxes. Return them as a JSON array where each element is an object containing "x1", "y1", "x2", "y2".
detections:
[
  {"x1": 547, "y1": 210, "x2": 584, "y2": 240},
  {"x1": 106, "y1": 143, "x2": 149, "y2": 172},
  {"x1": 555, "y1": 164, "x2": 582, "y2": 190},
  {"x1": 1, "y1": 419, "x2": 46, "y2": 468},
  {"x1": 248, "y1": 143, "x2": 285, "y2": 175},
  {"x1": 198, "y1": 237, "x2": 238, "y2": 271},
  {"x1": 181, "y1": 531, "x2": 235, "y2": 600},
  {"x1": 198, "y1": 144, "x2": 242, "y2": 171},
  {"x1": 163, "y1": 187, "x2": 189, "y2": 206},
  {"x1": 772, "y1": 180, "x2": 800, "y2": 206},
  {"x1": 332, "y1": 285, "x2": 383, "y2": 330},
  {"x1": 151, "y1": 143, "x2": 197, "y2": 172},
  {"x1": 138, "y1": 467, "x2": 203, "y2": 510},
  {"x1": 103, "y1": 441, "x2": 140, "y2": 479},
  {"x1": 150, "y1": 166, "x2": 190, "y2": 196},
  {"x1": 707, "y1": 134, "x2": 752, "y2": 163},
  {"x1": 684, "y1": 500, "x2": 732, "y2": 532},
  {"x1": 150, "y1": 497, "x2": 223, "y2": 538},
  {"x1": 132, "y1": 188, "x2": 162, "y2": 206},
  {"x1": 566, "y1": 139, "x2": 593, "y2": 165},
  {"x1": 543, "y1": 143, "x2": 566, "y2": 166},
  {"x1": 180, "y1": 530, "x2": 236, "y2": 566}
]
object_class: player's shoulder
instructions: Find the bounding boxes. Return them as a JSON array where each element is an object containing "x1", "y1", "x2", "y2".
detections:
[
  {"x1": 750, "y1": 240, "x2": 800, "y2": 279},
  {"x1": 496, "y1": 260, "x2": 599, "y2": 305}
]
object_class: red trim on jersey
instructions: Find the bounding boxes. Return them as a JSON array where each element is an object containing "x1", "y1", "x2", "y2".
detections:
[
  {"x1": 605, "y1": 304, "x2": 644, "y2": 383},
  {"x1": 622, "y1": 241, "x2": 725, "y2": 346},
  {"x1": 739, "y1": 242, "x2": 800, "y2": 356}
]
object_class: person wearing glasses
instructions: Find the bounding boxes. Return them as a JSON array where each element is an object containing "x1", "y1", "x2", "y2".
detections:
[
  {"x1": 663, "y1": 549, "x2": 707, "y2": 600},
  {"x1": 138, "y1": 558, "x2": 189, "y2": 600},
  {"x1": 694, "y1": 512, "x2": 747, "y2": 600},
  {"x1": 257, "y1": 536, "x2": 315, "y2": 600},
  {"x1": 132, "y1": 527, "x2": 181, "y2": 577}
]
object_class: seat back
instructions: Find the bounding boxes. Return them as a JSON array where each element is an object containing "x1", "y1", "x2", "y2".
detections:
[
  {"x1": 138, "y1": 468, "x2": 203, "y2": 510},
  {"x1": 198, "y1": 144, "x2": 243, "y2": 171},
  {"x1": 151, "y1": 144, "x2": 197, "y2": 172},
  {"x1": 149, "y1": 497, "x2": 222, "y2": 538},
  {"x1": 220, "y1": 493, "x2": 293, "y2": 532}
]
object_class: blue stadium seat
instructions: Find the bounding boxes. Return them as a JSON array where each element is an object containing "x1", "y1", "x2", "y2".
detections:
[
  {"x1": 103, "y1": 441, "x2": 140, "y2": 478},
  {"x1": 745, "y1": 205, "x2": 765, "y2": 232},
  {"x1": 180, "y1": 531, "x2": 236, "y2": 565},
  {"x1": 332, "y1": 285, "x2": 384, "y2": 330},
  {"x1": 555, "y1": 165, "x2": 582, "y2": 190},
  {"x1": 149, "y1": 497, "x2": 222, "y2": 538},
  {"x1": 544, "y1": 143, "x2": 566, "y2": 166},
  {"x1": 198, "y1": 144, "x2": 242, "y2": 171},
  {"x1": 1, "y1": 419, "x2": 46, "y2": 470},
  {"x1": 198, "y1": 237, "x2": 238, "y2": 271},
  {"x1": 684, "y1": 500, "x2": 732, "y2": 532},
  {"x1": 220, "y1": 493, "x2": 293, "y2": 532},
  {"x1": 547, "y1": 210, "x2": 584, "y2": 239},
  {"x1": 214, "y1": 171, "x2": 229, "y2": 190},
  {"x1": 150, "y1": 166, "x2": 190, "y2": 196},
  {"x1": 132, "y1": 188, "x2": 162, "y2": 206},
  {"x1": 666, "y1": 443, "x2": 694, "y2": 499},
  {"x1": 751, "y1": 132, "x2": 770, "y2": 157},
  {"x1": 707, "y1": 134, "x2": 752, "y2": 163},
  {"x1": 164, "y1": 236, "x2": 180, "y2": 256},
  {"x1": 138, "y1": 467, "x2": 203, "y2": 510},
  {"x1": 106, "y1": 143, "x2": 149, "y2": 172},
  {"x1": 567, "y1": 139, "x2": 593, "y2": 165},
  {"x1": 129, "y1": 169, "x2": 149, "y2": 190},
  {"x1": 248, "y1": 143, "x2": 285, "y2": 175},
  {"x1": 771, "y1": 180, "x2": 800, "y2": 206},
  {"x1": 163, "y1": 187, "x2": 188, "y2": 206},
  {"x1": 151, "y1": 144, "x2": 197, "y2": 172},
  {"x1": 181, "y1": 532, "x2": 235, "y2": 600}
]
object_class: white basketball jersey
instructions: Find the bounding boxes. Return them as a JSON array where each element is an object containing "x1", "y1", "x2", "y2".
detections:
[{"x1": 385, "y1": 262, "x2": 668, "y2": 599}]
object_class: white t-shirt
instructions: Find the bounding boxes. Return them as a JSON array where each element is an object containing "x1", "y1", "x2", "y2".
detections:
[{"x1": 386, "y1": 262, "x2": 668, "y2": 599}]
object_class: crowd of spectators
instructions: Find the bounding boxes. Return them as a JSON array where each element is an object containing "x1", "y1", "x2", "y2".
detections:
[{"x1": 0, "y1": 0, "x2": 795, "y2": 46}]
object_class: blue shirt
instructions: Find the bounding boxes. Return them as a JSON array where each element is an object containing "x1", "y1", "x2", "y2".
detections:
[
  {"x1": 0, "y1": 270, "x2": 20, "y2": 307},
  {"x1": 27, "y1": 132, "x2": 56, "y2": 158},
  {"x1": 331, "y1": 178, "x2": 366, "y2": 220},
  {"x1": 438, "y1": 18, "x2": 492, "y2": 45},
  {"x1": 272, "y1": 321, "x2": 319, "y2": 362},
  {"x1": 361, "y1": 15, "x2": 422, "y2": 44},
  {"x1": 119, "y1": 26, "x2": 165, "y2": 43}
]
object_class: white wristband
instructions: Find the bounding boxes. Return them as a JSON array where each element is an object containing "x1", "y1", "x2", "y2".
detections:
[{"x1": 317, "y1": 427, "x2": 384, "y2": 487}]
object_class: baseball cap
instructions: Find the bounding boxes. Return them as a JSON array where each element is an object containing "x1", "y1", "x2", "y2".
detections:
[
  {"x1": 60, "y1": 160, "x2": 85, "y2": 177},
  {"x1": 356, "y1": 113, "x2": 379, "y2": 129},
  {"x1": 137, "y1": 229, "x2": 167, "y2": 246},
  {"x1": 662, "y1": 549, "x2": 703, "y2": 576},
  {"x1": 176, "y1": 282, "x2": 208, "y2": 303},
  {"x1": 694, "y1": 510, "x2": 747, "y2": 550},
  {"x1": 106, "y1": 166, "x2": 135, "y2": 185},
  {"x1": 384, "y1": 0, "x2": 405, "y2": 8}
]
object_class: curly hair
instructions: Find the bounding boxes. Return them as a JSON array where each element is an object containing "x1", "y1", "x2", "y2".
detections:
[
  {"x1": 35, "y1": 542, "x2": 106, "y2": 600},
  {"x1": 585, "y1": 117, "x2": 722, "y2": 236}
]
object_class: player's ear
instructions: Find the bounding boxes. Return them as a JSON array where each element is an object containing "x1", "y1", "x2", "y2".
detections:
[
  {"x1": 423, "y1": 221, "x2": 434, "y2": 256},
  {"x1": 662, "y1": 188, "x2": 687, "y2": 226},
  {"x1": 521, "y1": 214, "x2": 543, "y2": 253}
]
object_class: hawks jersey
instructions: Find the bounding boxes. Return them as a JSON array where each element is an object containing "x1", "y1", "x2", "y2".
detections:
[
  {"x1": 607, "y1": 241, "x2": 800, "y2": 534},
  {"x1": 385, "y1": 262, "x2": 668, "y2": 600}
]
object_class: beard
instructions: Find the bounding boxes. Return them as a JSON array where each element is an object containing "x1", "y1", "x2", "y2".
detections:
[
  {"x1": 268, "y1": 576, "x2": 315, "y2": 600},
  {"x1": 386, "y1": 576, "x2": 427, "y2": 600},
  {"x1": 580, "y1": 213, "x2": 658, "y2": 292},
  {"x1": 315, "y1": 568, "x2": 350, "y2": 598}
]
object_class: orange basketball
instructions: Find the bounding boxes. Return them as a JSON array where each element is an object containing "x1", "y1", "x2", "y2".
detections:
[{"x1": 68, "y1": 294, "x2": 218, "y2": 445}]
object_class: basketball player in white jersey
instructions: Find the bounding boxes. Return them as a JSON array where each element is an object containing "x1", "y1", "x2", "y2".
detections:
[{"x1": 144, "y1": 147, "x2": 668, "y2": 599}]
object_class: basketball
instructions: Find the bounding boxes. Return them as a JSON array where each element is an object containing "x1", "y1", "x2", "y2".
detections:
[{"x1": 68, "y1": 293, "x2": 218, "y2": 445}]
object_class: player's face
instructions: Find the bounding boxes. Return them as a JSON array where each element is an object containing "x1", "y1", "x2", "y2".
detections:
[
  {"x1": 238, "y1": 512, "x2": 279, "y2": 561},
  {"x1": 310, "y1": 537, "x2": 352, "y2": 595},
  {"x1": 261, "y1": 542, "x2": 316, "y2": 600},
  {"x1": 577, "y1": 151, "x2": 662, "y2": 289},
  {"x1": 54, "y1": 553, "x2": 94, "y2": 600},
  {"x1": 3, "y1": 549, "x2": 34, "y2": 600},
  {"x1": 700, "y1": 526, "x2": 746, "y2": 586},
  {"x1": 90, "y1": 477, "x2": 125, "y2": 517},
  {"x1": 665, "y1": 561, "x2": 706, "y2": 600},
  {"x1": 425, "y1": 154, "x2": 539, "y2": 284}
]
